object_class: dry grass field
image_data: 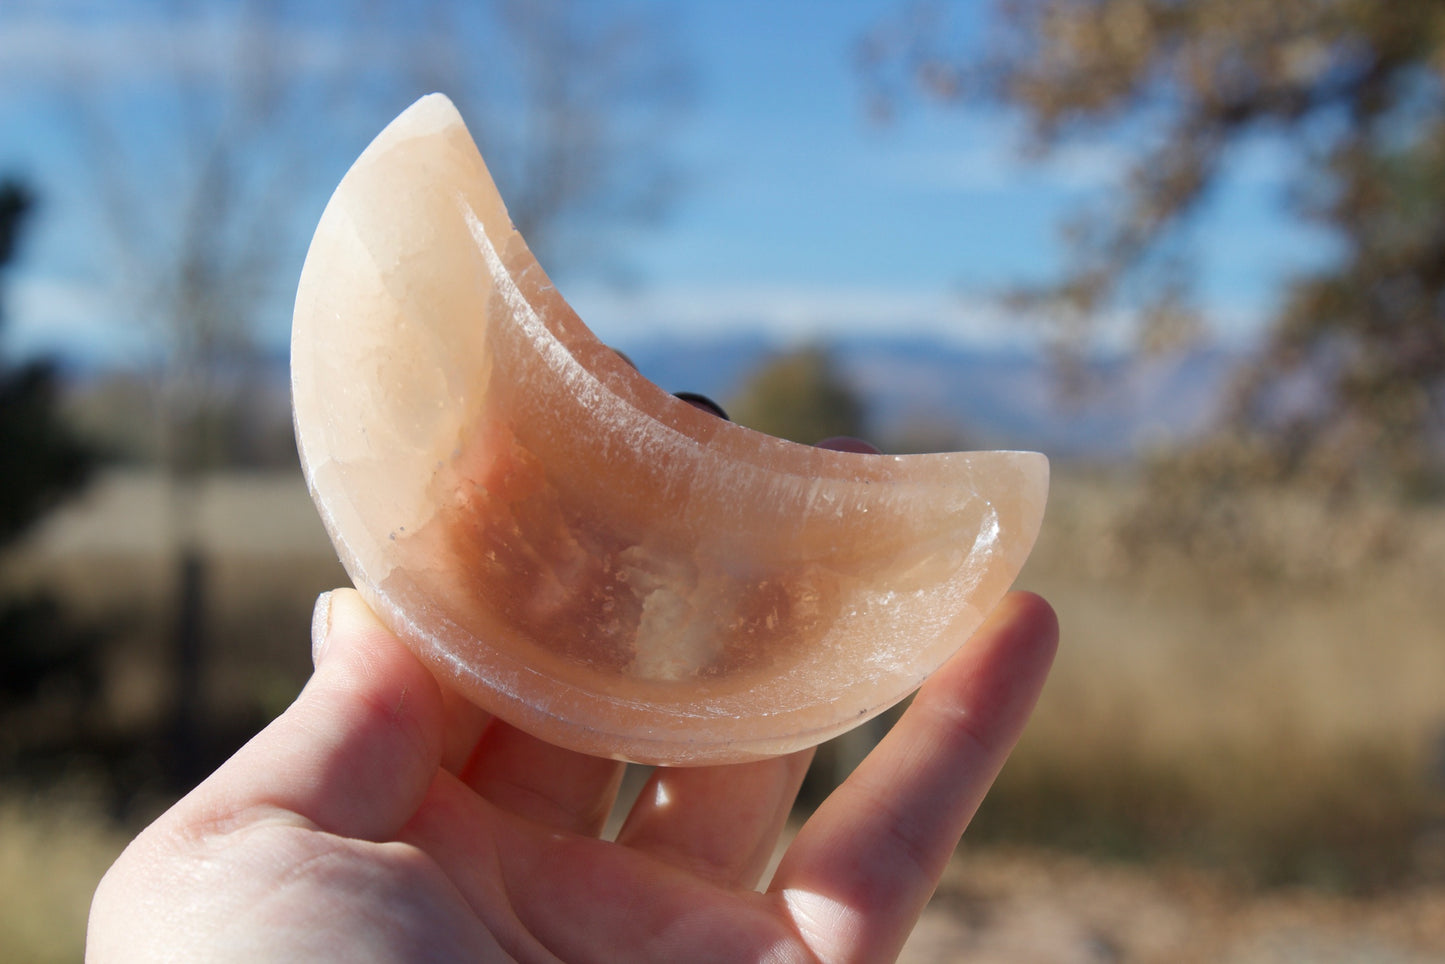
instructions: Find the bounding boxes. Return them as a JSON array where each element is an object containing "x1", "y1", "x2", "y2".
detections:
[
  {"x1": 1, "y1": 467, "x2": 1443, "y2": 961},
  {"x1": 1004, "y1": 474, "x2": 1445, "y2": 890}
]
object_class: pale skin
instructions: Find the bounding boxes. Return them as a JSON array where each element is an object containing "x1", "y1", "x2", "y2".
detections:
[
  {"x1": 87, "y1": 429, "x2": 1057, "y2": 963},
  {"x1": 86, "y1": 585, "x2": 1055, "y2": 963}
]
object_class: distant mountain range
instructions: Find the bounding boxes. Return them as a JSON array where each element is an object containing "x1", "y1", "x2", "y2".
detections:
[
  {"x1": 618, "y1": 334, "x2": 1241, "y2": 460},
  {"x1": 61, "y1": 333, "x2": 1243, "y2": 464}
]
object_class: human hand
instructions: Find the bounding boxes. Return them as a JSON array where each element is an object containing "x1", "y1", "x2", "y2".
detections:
[{"x1": 88, "y1": 586, "x2": 1055, "y2": 963}]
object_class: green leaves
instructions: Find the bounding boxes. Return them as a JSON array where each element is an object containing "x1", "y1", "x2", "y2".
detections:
[{"x1": 727, "y1": 345, "x2": 868, "y2": 446}]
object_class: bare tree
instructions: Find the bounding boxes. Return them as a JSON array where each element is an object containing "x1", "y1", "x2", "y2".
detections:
[
  {"x1": 58, "y1": 0, "x2": 369, "y2": 783},
  {"x1": 860, "y1": 1, "x2": 1445, "y2": 493},
  {"x1": 4, "y1": 0, "x2": 689, "y2": 785},
  {"x1": 399, "y1": 0, "x2": 691, "y2": 274}
]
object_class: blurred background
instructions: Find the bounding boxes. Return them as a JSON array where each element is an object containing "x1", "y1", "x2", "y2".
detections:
[{"x1": 2, "y1": 1, "x2": 1443, "y2": 960}]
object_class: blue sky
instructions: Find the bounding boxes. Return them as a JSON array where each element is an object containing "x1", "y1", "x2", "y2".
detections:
[{"x1": 0, "y1": 0, "x2": 1328, "y2": 368}]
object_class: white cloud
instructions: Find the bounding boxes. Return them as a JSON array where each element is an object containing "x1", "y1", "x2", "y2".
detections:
[
  {"x1": 4, "y1": 273, "x2": 154, "y2": 365},
  {"x1": 876, "y1": 125, "x2": 1294, "y2": 197},
  {"x1": 565, "y1": 275, "x2": 1231, "y2": 355},
  {"x1": 0, "y1": 8, "x2": 354, "y2": 87},
  {"x1": 565, "y1": 280, "x2": 1049, "y2": 349},
  {"x1": 876, "y1": 137, "x2": 1132, "y2": 195}
]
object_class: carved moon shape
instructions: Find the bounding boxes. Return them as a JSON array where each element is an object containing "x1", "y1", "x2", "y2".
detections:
[{"x1": 291, "y1": 94, "x2": 1048, "y2": 765}]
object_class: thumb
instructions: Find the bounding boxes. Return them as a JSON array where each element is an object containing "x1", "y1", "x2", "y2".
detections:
[{"x1": 177, "y1": 588, "x2": 447, "y2": 842}]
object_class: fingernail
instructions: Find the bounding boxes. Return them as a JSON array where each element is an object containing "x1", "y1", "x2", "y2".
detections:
[
  {"x1": 816, "y1": 436, "x2": 881, "y2": 454},
  {"x1": 311, "y1": 590, "x2": 334, "y2": 667}
]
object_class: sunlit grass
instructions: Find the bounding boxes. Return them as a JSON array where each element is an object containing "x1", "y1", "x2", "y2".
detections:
[
  {"x1": 0, "y1": 792, "x2": 128, "y2": 963},
  {"x1": 986, "y1": 470, "x2": 1445, "y2": 891}
]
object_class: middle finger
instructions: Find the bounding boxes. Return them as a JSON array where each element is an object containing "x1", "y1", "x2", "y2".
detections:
[
  {"x1": 459, "y1": 720, "x2": 626, "y2": 837},
  {"x1": 614, "y1": 749, "x2": 814, "y2": 889}
]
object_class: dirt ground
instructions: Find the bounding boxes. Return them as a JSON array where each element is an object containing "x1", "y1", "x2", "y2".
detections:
[{"x1": 901, "y1": 849, "x2": 1445, "y2": 963}]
